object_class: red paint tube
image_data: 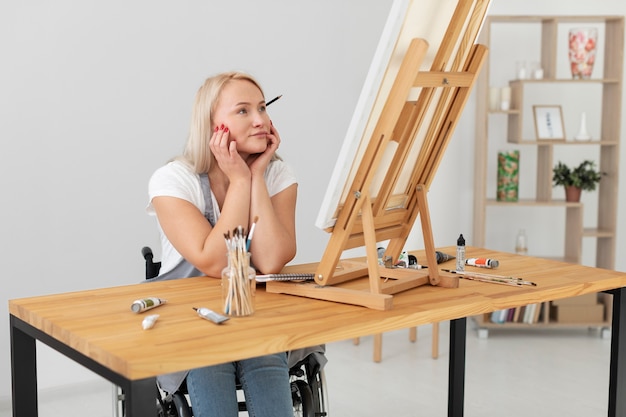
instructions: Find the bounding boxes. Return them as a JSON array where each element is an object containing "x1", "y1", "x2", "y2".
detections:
[{"x1": 465, "y1": 258, "x2": 499, "y2": 269}]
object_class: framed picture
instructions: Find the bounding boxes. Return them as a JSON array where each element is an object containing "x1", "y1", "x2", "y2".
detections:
[{"x1": 533, "y1": 105, "x2": 566, "y2": 140}]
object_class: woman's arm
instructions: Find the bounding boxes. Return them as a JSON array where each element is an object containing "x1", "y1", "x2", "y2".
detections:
[
  {"x1": 153, "y1": 177, "x2": 296, "y2": 277},
  {"x1": 247, "y1": 180, "x2": 297, "y2": 274},
  {"x1": 244, "y1": 122, "x2": 297, "y2": 273},
  {"x1": 152, "y1": 174, "x2": 252, "y2": 278}
]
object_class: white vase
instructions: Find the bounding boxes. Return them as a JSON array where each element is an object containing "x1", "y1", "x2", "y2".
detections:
[{"x1": 574, "y1": 112, "x2": 591, "y2": 141}]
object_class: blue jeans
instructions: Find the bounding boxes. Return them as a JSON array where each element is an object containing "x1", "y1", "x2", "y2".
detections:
[{"x1": 186, "y1": 352, "x2": 293, "y2": 417}]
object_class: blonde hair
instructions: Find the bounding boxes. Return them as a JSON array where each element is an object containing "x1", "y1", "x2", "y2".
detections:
[{"x1": 180, "y1": 71, "x2": 275, "y2": 173}]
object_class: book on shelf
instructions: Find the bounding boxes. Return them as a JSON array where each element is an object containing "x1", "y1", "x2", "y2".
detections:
[
  {"x1": 533, "y1": 303, "x2": 543, "y2": 323},
  {"x1": 490, "y1": 309, "x2": 508, "y2": 324},
  {"x1": 506, "y1": 308, "x2": 515, "y2": 322},
  {"x1": 523, "y1": 304, "x2": 535, "y2": 324},
  {"x1": 489, "y1": 303, "x2": 544, "y2": 324}
]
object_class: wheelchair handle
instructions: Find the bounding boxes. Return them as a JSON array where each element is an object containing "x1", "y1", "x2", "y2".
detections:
[{"x1": 141, "y1": 246, "x2": 154, "y2": 261}]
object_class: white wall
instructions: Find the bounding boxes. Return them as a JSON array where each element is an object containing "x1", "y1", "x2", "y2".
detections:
[{"x1": 1, "y1": 0, "x2": 625, "y2": 402}]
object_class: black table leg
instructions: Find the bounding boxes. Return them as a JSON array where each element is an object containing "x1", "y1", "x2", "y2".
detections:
[
  {"x1": 448, "y1": 317, "x2": 467, "y2": 417},
  {"x1": 11, "y1": 317, "x2": 38, "y2": 417},
  {"x1": 608, "y1": 287, "x2": 626, "y2": 417},
  {"x1": 124, "y1": 378, "x2": 159, "y2": 417},
  {"x1": 10, "y1": 315, "x2": 157, "y2": 417}
]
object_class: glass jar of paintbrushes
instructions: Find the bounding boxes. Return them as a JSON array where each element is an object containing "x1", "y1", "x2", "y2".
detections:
[{"x1": 222, "y1": 226, "x2": 256, "y2": 317}]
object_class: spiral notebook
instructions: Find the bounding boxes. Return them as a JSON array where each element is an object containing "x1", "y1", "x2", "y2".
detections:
[{"x1": 256, "y1": 273, "x2": 315, "y2": 282}]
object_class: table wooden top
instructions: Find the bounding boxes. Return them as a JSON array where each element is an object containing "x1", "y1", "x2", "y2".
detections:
[{"x1": 9, "y1": 247, "x2": 626, "y2": 380}]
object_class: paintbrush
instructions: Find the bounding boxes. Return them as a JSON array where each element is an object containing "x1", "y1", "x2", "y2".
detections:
[{"x1": 246, "y1": 216, "x2": 258, "y2": 252}]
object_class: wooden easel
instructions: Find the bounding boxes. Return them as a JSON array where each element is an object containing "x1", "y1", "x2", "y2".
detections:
[{"x1": 267, "y1": 0, "x2": 490, "y2": 310}]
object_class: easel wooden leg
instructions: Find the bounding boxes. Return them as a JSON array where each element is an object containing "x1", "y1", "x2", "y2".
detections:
[
  {"x1": 361, "y1": 195, "x2": 382, "y2": 294},
  {"x1": 409, "y1": 323, "x2": 440, "y2": 359},
  {"x1": 432, "y1": 322, "x2": 439, "y2": 359},
  {"x1": 373, "y1": 334, "x2": 383, "y2": 363}
]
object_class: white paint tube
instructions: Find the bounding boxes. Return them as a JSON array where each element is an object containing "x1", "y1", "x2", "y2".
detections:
[
  {"x1": 193, "y1": 307, "x2": 229, "y2": 324},
  {"x1": 142, "y1": 314, "x2": 159, "y2": 330}
]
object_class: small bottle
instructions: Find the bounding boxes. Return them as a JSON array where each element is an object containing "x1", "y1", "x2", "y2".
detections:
[
  {"x1": 456, "y1": 234, "x2": 466, "y2": 272},
  {"x1": 515, "y1": 229, "x2": 528, "y2": 255}
]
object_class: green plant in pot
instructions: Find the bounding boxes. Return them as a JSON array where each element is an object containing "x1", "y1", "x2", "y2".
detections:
[{"x1": 552, "y1": 160, "x2": 605, "y2": 202}]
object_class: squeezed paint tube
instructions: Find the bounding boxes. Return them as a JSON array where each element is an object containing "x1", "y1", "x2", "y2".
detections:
[
  {"x1": 131, "y1": 297, "x2": 166, "y2": 313},
  {"x1": 193, "y1": 307, "x2": 229, "y2": 324},
  {"x1": 142, "y1": 314, "x2": 159, "y2": 330},
  {"x1": 466, "y1": 258, "x2": 499, "y2": 269},
  {"x1": 436, "y1": 251, "x2": 455, "y2": 264}
]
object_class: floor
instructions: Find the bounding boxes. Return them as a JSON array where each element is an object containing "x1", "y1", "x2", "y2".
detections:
[{"x1": 1, "y1": 319, "x2": 612, "y2": 416}]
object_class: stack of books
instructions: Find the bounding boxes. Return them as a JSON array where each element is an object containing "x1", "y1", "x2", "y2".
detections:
[{"x1": 490, "y1": 303, "x2": 544, "y2": 324}]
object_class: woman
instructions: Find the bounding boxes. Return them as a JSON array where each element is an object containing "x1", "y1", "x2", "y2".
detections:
[{"x1": 147, "y1": 71, "x2": 296, "y2": 417}]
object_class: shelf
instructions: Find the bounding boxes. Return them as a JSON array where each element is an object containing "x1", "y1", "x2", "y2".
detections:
[
  {"x1": 488, "y1": 15, "x2": 624, "y2": 24},
  {"x1": 474, "y1": 316, "x2": 610, "y2": 330},
  {"x1": 485, "y1": 199, "x2": 582, "y2": 207},
  {"x1": 472, "y1": 15, "x2": 622, "y2": 332},
  {"x1": 510, "y1": 78, "x2": 620, "y2": 84},
  {"x1": 499, "y1": 139, "x2": 619, "y2": 145},
  {"x1": 583, "y1": 228, "x2": 615, "y2": 238},
  {"x1": 489, "y1": 109, "x2": 520, "y2": 115},
  {"x1": 472, "y1": 292, "x2": 613, "y2": 335}
]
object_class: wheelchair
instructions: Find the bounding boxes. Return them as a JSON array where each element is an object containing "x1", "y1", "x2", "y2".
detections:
[
  {"x1": 154, "y1": 354, "x2": 327, "y2": 417},
  {"x1": 127, "y1": 247, "x2": 329, "y2": 417}
]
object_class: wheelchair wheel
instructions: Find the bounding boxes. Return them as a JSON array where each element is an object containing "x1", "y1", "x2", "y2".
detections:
[
  {"x1": 172, "y1": 392, "x2": 192, "y2": 417},
  {"x1": 158, "y1": 391, "x2": 192, "y2": 417},
  {"x1": 291, "y1": 379, "x2": 314, "y2": 417},
  {"x1": 156, "y1": 398, "x2": 166, "y2": 417},
  {"x1": 308, "y1": 370, "x2": 328, "y2": 416}
]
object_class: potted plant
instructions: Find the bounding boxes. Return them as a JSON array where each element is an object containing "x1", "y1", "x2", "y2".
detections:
[{"x1": 552, "y1": 159, "x2": 605, "y2": 202}]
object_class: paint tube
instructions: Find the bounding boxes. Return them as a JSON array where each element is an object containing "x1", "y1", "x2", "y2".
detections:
[
  {"x1": 435, "y1": 251, "x2": 455, "y2": 264},
  {"x1": 142, "y1": 314, "x2": 159, "y2": 330},
  {"x1": 193, "y1": 307, "x2": 229, "y2": 324},
  {"x1": 131, "y1": 297, "x2": 166, "y2": 313},
  {"x1": 466, "y1": 258, "x2": 499, "y2": 269}
]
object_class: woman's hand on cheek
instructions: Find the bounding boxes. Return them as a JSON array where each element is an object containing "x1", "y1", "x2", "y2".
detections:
[
  {"x1": 266, "y1": 121, "x2": 280, "y2": 153},
  {"x1": 209, "y1": 124, "x2": 229, "y2": 160},
  {"x1": 249, "y1": 121, "x2": 281, "y2": 175},
  {"x1": 210, "y1": 124, "x2": 250, "y2": 180}
]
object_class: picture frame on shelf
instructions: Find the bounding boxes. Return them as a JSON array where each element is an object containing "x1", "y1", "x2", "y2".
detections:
[{"x1": 533, "y1": 105, "x2": 566, "y2": 141}]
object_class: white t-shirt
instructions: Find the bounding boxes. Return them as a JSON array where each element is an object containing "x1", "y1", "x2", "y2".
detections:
[{"x1": 147, "y1": 159, "x2": 297, "y2": 274}]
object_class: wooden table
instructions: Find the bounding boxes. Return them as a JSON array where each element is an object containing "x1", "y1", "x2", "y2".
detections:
[{"x1": 9, "y1": 247, "x2": 626, "y2": 416}]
